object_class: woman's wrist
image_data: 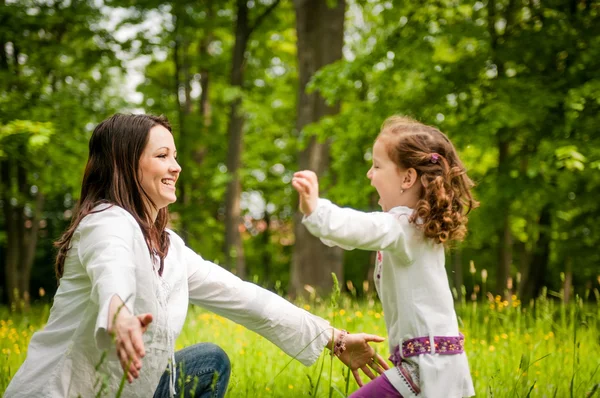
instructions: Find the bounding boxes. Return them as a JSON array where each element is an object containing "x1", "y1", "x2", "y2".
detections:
[
  {"x1": 107, "y1": 295, "x2": 132, "y2": 334},
  {"x1": 326, "y1": 328, "x2": 348, "y2": 357}
]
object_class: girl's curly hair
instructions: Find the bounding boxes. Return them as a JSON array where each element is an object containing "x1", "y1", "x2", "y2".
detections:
[{"x1": 378, "y1": 116, "x2": 478, "y2": 244}]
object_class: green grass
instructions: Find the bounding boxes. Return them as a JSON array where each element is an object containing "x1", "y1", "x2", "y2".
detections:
[{"x1": 1, "y1": 290, "x2": 599, "y2": 397}]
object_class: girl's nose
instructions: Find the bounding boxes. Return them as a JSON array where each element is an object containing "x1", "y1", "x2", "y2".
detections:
[{"x1": 366, "y1": 167, "x2": 373, "y2": 179}]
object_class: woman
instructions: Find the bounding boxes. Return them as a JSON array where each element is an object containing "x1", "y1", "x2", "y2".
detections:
[{"x1": 4, "y1": 114, "x2": 389, "y2": 398}]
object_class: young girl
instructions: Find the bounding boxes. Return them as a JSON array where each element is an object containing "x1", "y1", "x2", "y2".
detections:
[{"x1": 292, "y1": 116, "x2": 477, "y2": 398}]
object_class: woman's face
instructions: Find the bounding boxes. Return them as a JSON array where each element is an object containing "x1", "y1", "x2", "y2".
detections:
[{"x1": 138, "y1": 125, "x2": 181, "y2": 212}]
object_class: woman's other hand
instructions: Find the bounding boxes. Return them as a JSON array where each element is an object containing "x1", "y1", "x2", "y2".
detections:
[{"x1": 108, "y1": 295, "x2": 153, "y2": 383}]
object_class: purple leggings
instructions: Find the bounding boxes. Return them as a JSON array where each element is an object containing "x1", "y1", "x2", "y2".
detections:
[{"x1": 348, "y1": 374, "x2": 402, "y2": 398}]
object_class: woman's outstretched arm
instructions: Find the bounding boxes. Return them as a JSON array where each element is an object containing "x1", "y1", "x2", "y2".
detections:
[{"x1": 184, "y1": 247, "x2": 389, "y2": 383}]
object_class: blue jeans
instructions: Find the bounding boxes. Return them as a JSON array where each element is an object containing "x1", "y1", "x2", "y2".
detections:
[{"x1": 154, "y1": 343, "x2": 231, "y2": 398}]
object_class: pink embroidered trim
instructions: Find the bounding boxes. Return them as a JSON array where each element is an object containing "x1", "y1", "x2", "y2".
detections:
[{"x1": 389, "y1": 334, "x2": 465, "y2": 363}]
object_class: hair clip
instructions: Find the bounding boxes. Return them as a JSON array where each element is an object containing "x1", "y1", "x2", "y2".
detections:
[{"x1": 431, "y1": 153, "x2": 440, "y2": 164}]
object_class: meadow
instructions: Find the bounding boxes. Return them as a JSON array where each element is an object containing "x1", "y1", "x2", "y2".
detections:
[{"x1": 1, "y1": 289, "x2": 599, "y2": 397}]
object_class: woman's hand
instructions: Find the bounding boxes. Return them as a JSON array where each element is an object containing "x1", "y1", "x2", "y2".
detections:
[
  {"x1": 292, "y1": 170, "x2": 319, "y2": 216},
  {"x1": 108, "y1": 296, "x2": 153, "y2": 383},
  {"x1": 334, "y1": 331, "x2": 390, "y2": 387}
]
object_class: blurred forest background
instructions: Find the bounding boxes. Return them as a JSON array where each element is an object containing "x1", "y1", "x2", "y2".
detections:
[{"x1": 1, "y1": 0, "x2": 599, "y2": 308}]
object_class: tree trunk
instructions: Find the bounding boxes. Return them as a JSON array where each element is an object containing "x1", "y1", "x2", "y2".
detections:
[
  {"x1": 516, "y1": 240, "x2": 530, "y2": 299},
  {"x1": 173, "y1": 9, "x2": 192, "y2": 243},
  {"x1": 520, "y1": 206, "x2": 551, "y2": 301},
  {"x1": 290, "y1": 0, "x2": 346, "y2": 297},
  {"x1": 223, "y1": 0, "x2": 281, "y2": 277},
  {"x1": 1, "y1": 158, "x2": 40, "y2": 309},
  {"x1": 223, "y1": 0, "x2": 250, "y2": 277},
  {"x1": 488, "y1": 0, "x2": 516, "y2": 298},
  {"x1": 496, "y1": 138, "x2": 512, "y2": 296},
  {"x1": 1, "y1": 159, "x2": 19, "y2": 305},
  {"x1": 563, "y1": 256, "x2": 572, "y2": 304},
  {"x1": 262, "y1": 210, "x2": 271, "y2": 287}
]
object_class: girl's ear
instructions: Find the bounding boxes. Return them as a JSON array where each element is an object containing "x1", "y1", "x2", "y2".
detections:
[{"x1": 403, "y1": 168, "x2": 419, "y2": 189}]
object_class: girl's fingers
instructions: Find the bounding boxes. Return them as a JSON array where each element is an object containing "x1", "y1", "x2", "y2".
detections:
[
  {"x1": 293, "y1": 178, "x2": 312, "y2": 195},
  {"x1": 293, "y1": 172, "x2": 317, "y2": 188},
  {"x1": 291, "y1": 178, "x2": 306, "y2": 193}
]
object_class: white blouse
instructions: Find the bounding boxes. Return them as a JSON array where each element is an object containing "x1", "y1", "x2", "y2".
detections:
[
  {"x1": 5, "y1": 204, "x2": 331, "y2": 398},
  {"x1": 303, "y1": 199, "x2": 475, "y2": 398}
]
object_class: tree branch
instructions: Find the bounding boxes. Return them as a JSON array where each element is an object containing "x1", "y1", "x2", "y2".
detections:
[{"x1": 248, "y1": 0, "x2": 282, "y2": 37}]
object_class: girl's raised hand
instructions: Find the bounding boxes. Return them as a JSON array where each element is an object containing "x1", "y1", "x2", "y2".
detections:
[{"x1": 292, "y1": 170, "x2": 319, "y2": 216}]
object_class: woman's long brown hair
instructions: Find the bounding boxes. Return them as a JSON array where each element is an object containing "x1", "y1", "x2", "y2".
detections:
[
  {"x1": 378, "y1": 116, "x2": 479, "y2": 245},
  {"x1": 54, "y1": 114, "x2": 172, "y2": 280}
]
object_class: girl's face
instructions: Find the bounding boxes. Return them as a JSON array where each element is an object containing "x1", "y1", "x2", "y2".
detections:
[
  {"x1": 138, "y1": 125, "x2": 181, "y2": 213},
  {"x1": 366, "y1": 138, "x2": 406, "y2": 211}
]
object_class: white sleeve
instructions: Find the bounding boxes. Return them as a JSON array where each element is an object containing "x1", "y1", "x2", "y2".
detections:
[
  {"x1": 185, "y1": 247, "x2": 331, "y2": 366},
  {"x1": 77, "y1": 208, "x2": 137, "y2": 350},
  {"x1": 302, "y1": 199, "x2": 412, "y2": 260}
]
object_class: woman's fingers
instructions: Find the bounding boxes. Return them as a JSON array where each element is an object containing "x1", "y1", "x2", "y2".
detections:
[
  {"x1": 352, "y1": 369, "x2": 364, "y2": 387},
  {"x1": 121, "y1": 330, "x2": 140, "y2": 368},
  {"x1": 130, "y1": 326, "x2": 146, "y2": 359},
  {"x1": 116, "y1": 328, "x2": 145, "y2": 382},
  {"x1": 361, "y1": 364, "x2": 377, "y2": 380},
  {"x1": 117, "y1": 344, "x2": 136, "y2": 382},
  {"x1": 112, "y1": 311, "x2": 154, "y2": 384},
  {"x1": 362, "y1": 333, "x2": 386, "y2": 343},
  {"x1": 375, "y1": 353, "x2": 390, "y2": 370},
  {"x1": 137, "y1": 313, "x2": 153, "y2": 334},
  {"x1": 368, "y1": 358, "x2": 386, "y2": 375}
]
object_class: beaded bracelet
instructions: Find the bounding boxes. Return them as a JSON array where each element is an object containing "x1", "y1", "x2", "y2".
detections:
[{"x1": 331, "y1": 329, "x2": 348, "y2": 357}]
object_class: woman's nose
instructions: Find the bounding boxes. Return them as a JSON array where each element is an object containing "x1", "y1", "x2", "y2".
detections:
[{"x1": 171, "y1": 159, "x2": 182, "y2": 173}]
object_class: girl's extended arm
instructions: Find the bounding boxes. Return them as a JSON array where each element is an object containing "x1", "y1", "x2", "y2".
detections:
[{"x1": 293, "y1": 170, "x2": 412, "y2": 257}]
